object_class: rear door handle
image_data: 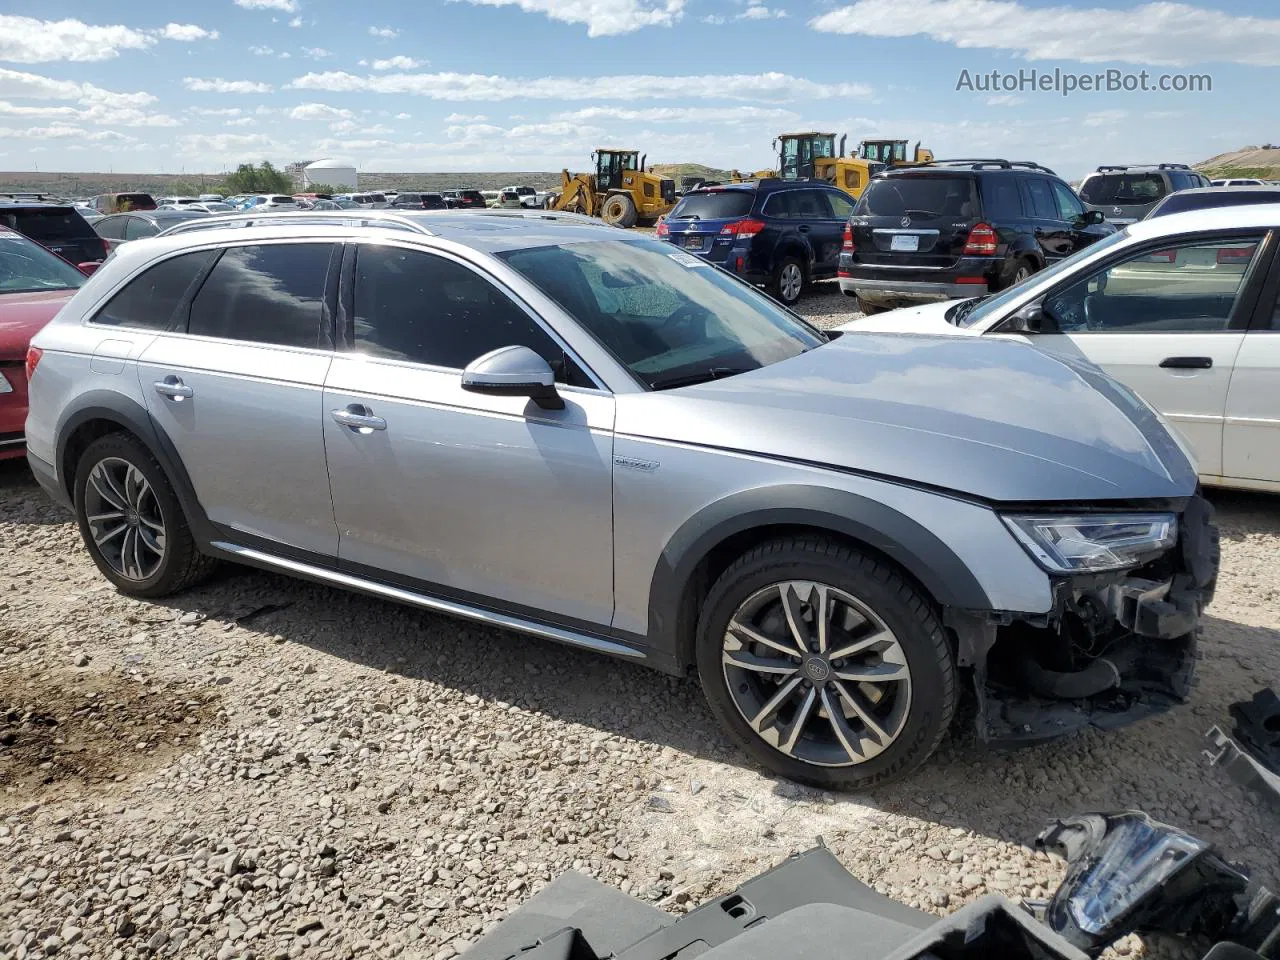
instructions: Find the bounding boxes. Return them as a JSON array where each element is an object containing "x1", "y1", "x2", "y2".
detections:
[
  {"x1": 1159, "y1": 356, "x2": 1213, "y2": 370},
  {"x1": 153, "y1": 376, "x2": 193, "y2": 401},
  {"x1": 331, "y1": 404, "x2": 387, "y2": 432},
  {"x1": 797, "y1": 225, "x2": 811, "y2": 233}
]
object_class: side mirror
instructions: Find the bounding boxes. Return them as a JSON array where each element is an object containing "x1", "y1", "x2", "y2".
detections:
[
  {"x1": 1081, "y1": 209, "x2": 1106, "y2": 226},
  {"x1": 1002, "y1": 302, "x2": 1051, "y2": 334},
  {"x1": 77, "y1": 261, "x2": 101, "y2": 276},
  {"x1": 461, "y1": 345, "x2": 564, "y2": 411}
]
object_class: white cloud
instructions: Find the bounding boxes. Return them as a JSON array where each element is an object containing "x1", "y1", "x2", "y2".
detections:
[
  {"x1": 1083, "y1": 108, "x2": 1129, "y2": 127},
  {"x1": 0, "y1": 124, "x2": 133, "y2": 142},
  {"x1": 288, "y1": 16, "x2": 304, "y2": 27},
  {"x1": 985, "y1": 94, "x2": 1025, "y2": 106},
  {"x1": 234, "y1": 0, "x2": 299, "y2": 11},
  {"x1": 372, "y1": 55, "x2": 424, "y2": 70},
  {"x1": 444, "y1": 112, "x2": 488, "y2": 122},
  {"x1": 0, "y1": 15, "x2": 163, "y2": 62},
  {"x1": 303, "y1": 47, "x2": 331, "y2": 58},
  {"x1": 0, "y1": 68, "x2": 176, "y2": 128},
  {"x1": 809, "y1": 0, "x2": 1280, "y2": 67},
  {"x1": 739, "y1": 5, "x2": 786, "y2": 19},
  {"x1": 183, "y1": 77, "x2": 274, "y2": 93},
  {"x1": 193, "y1": 107, "x2": 243, "y2": 116},
  {"x1": 394, "y1": 112, "x2": 411, "y2": 119},
  {"x1": 702, "y1": 14, "x2": 725, "y2": 24},
  {"x1": 225, "y1": 117, "x2": 256, "y2": 127},
  {"x1": 289, "y1": 102, "x2": 355, "y2": 120},
  {"x1": 249, "y1": 45, "x2": 274, "y2": 55},
  {"x1": 157, "y1": 23, "x2": 220, "y2": 41},
  {"x1": 279, "y1": 51, "x2": 292, "y2": 58},
  {"x1": 368, "y1": 25, "x2": 399, "y2": 37},
  {"x1": 458, "y1": 0, "x2": 683, "y2": 36},
  {"x1": 290, "y1": 70, "x2": 872, "y2": 102},
  {"x1": 556, "y1": 104, "x2": 799, "y2": 124},
  {"x1": 176, "y1": 132, "x2": 279, "y2": 156}
]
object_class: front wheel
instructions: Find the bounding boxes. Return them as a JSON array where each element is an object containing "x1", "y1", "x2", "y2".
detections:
[
  {"x1": 696, "y1": 537, "x2": 957, "y2": 789},
  {"x1": 856, "y1": 296, "x2": 889, "y2": 315},
  {"x1": 73, "y1": 433, "x2": 216, "y2": 598}
]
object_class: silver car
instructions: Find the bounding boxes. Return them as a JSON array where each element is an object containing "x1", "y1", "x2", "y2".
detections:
[{"x1": 24, "y1": 212, "x2": 1218, "y2": 789}]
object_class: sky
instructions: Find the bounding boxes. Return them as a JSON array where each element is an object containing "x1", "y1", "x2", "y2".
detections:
[{"x1": 0, "y1": 0, "x2": 1277, "y2": 180}]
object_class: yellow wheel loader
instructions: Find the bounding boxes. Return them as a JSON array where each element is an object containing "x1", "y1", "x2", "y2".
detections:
[
  {"x1": 724, "y1": 134, "x2": 936, "y2": 200},
  {"x1": 856, "y1": 139, "x2": 935, "y2": 168},
  {"x1": 548, "y1": 149, "x2": 676, "y2": 227}
]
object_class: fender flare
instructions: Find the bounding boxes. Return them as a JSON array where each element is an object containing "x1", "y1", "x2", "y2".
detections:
[
  {"x1": 645, "y1": 484, "x2": 994, "y2": 667},
  {"x1": 54, "y1": 391, "x2": 218, "y2": 545}
]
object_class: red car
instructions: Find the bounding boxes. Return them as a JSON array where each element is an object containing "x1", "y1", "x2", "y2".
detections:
[{"x1": 0, "y1": 227, "x2": 87, "y2": 460}]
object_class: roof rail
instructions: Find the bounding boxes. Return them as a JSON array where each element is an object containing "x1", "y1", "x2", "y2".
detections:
[
  {"x1": 463, "y1": 209, "x2": 613, "y2": 227},
  {"x1": 1095, "y1": 162, "x2": 1193, "y2": 172},
  {"x1": 0, "y1": 192, "x2": 71, "y2": 203},
  {"x1": 158, "y1": 209, "x2": 435, "y2": 238},
  {"x1": 921, "y1": 158, "x2": 1058, "y2": 175}
]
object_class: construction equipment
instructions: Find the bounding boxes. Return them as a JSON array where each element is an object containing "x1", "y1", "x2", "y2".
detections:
[
  {"x1": 856, "y1": 139, "x2": 935, "y2": 168},
  {"x1": 548, "y1": 149, "x2": 675, "y2": 227},
  {"x1": 731, "y1": 133, "x2": 905, "y2": 200}
]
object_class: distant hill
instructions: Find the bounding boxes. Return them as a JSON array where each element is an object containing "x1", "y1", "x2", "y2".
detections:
[
  {"x1": 0, "y1": 170, "x2": 565, "y2": 198},
  {"x1": 651, "y1": 162, "x2": 732, "y2": 181},
  {"x1": 1196, "y1": 145, "x2": 1280, "y2": 180}
]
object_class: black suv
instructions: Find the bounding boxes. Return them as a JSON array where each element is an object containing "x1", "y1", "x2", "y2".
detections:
[
  {"x1": 838, "y1": 160, "x2": 1113, "y2": 313},
  {"x1": 658, "y1": 179, "x2": 855, "y2": 304},
  {"x1": 391, "y1": 192, "x2": 449, "y2": 210},
  {"x1": 1078, "y1": 163, "x2": 1212, "y2": 225},
  {"x1": 0, "y1": 196, "x2": 107, "y2": 266}
]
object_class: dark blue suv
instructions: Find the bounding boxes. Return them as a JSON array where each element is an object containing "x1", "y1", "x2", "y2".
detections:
[{"x1": 658, "y1": 180, "x2": 854, "y2": 305}]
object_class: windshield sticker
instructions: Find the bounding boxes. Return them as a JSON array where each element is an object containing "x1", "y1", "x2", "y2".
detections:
[{"x1": 667, "y1": 252, "x2": 707, "y2": 268}]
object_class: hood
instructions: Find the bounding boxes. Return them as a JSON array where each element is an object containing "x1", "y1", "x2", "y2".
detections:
[
  {"x1": 614, "y1": 332, "x2": 1197, "y2": 503},
  {"x1": 0, "y1": 290, "x2": 74, "y2": 358},
  {"x1": 841, "y1": 300, "x2": 971, "y2": 335}
]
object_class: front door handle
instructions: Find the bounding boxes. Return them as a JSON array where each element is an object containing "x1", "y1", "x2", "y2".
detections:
[
  {"x1": 153, "y1": 376, "x2": 193, "y2": 401},
  {"x1": 797, "y1": 225, "x2": 811, "y2": 233},
  {"x1": 1159, "y1": 356, "x2": 1213, "y2": 370},
  {"x1": 331, "y1": 404, "x2": 387, "y2": 432}
]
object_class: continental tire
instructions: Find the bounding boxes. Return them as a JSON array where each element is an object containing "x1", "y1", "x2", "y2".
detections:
[
  {"x1": 73, "y1": 433, "x2": 217, "y2": 598},
  {"x1": 696, "y1": 536, "x2": 956, "y2": 789}
]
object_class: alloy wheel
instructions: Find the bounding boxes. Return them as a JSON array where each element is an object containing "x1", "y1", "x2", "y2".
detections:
[
  {"x1": 721, "y1": 581, "x2": 913, "y2": 767},
  {"x1": 83, "y1": 457, "x2": 167, "y2": 581},
  {"x1": 779, "y1": 263, "x2": 803, "y2": 302}
]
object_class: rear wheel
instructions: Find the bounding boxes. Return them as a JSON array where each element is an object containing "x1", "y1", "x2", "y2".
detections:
[
  {"x1": 856, "y1": 296, "x2": 889, "y2": 315},
  {"x1": 73, "y1": 433, "x2": 216, "y2": 598},
  {"x1": 771, "y1": 256, "x2": 806, "y2": 306},
  {"x1": 696, "y1": 537, "x2": 957, "y2": 789},
  {"x1": 602, "y1": 194, "x2": 638, "y2": 228},
  {"x1": 1003, "y1": 259, "x2": 1035, "y2": 290}
]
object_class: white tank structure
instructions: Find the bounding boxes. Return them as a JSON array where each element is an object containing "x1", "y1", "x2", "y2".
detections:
[{"x1": 302, "y1": 158, "x2": 358, "y2": 190}]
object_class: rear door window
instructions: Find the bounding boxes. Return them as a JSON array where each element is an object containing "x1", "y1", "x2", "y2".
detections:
[
  {"x1": 793, "y1": 190, "x2": 833, "y2": 219},
  {"x1": 124, "y1": 218, "x2": 159, "y2": 241},
  {"x1": 1079, "y1": 173, "x2": 1168, "y2": 204},
  {"x1": 93, "y1": 216, "x2": 127, "y2": 241},
  {"x1": 188, "y1": 243, "x2": 335, "y2": 348},
  {"x1": 93, "y1": 250, "x2": 217, "y2": 330},
  {"x1": 855, "y1": 176, "x2": 978, "y2": 218},
  {"x1": 672, "y1": 191, "x2": 754, "y2": 220},
  {"x1": 825, "y1": 191, "x2": 855, "y2": 219}
]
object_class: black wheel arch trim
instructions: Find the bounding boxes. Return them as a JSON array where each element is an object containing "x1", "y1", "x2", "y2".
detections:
[
  {"x1": 53, "y1": 391, "x2": 219, "y2": 545},
  {"x1": 646, "y1": 484, "x2": 995, "y2": 669}
]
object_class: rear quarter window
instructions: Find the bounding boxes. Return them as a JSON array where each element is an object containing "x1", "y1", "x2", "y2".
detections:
[
  {"x1": 671, "y1": 191, "x2": 754, "y2": 220},
  {"x1": 980, "y1": 177, "x2": 1023, "y2": 219},
  {"x1": 93, "y1": 250, "x2": 217, "y2": 330}
]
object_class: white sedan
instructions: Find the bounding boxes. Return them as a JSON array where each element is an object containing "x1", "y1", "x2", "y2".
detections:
[{"x1": 849, "y1": 204, "x2": 1280, "y2": 492}]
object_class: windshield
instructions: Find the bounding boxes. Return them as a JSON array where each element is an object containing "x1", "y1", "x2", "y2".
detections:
[
  {"x1": 957, "y1": 229, "x2": 1131, "y2": 327},
  {"x1": 669, "y1": 191, "x2": 753, "y2": 220},
  {"x1": 498, "y1": 238, "x2": 826, "y2": 390},
  {"x1": 1079, "y1": 173, "x2": 1167, "y2": 205},
  {"x1": 0, "y1": 232, "x2": 86, "y2": 293}
]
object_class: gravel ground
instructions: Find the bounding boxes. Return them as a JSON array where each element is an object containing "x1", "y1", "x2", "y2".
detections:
[{"x1": 3, "y1": 290, "x2": 1278, "y2": 960}]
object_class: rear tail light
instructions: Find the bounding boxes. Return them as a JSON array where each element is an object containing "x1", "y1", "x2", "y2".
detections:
[
  {"x1": 1147, "y1": 249, "x2": 1177, "y2": 263},
  {"x1": 656, "y1": 219, "x2": 669, "y2": 238},
  {"x1": 720, "y1": 218, "x2": 766, "y2": 238},
  {"x1": 962, "y1": 222, "x2": 998, "y2": 256},
  {"x1": 842, "y1": 223, "x2": 855, "y2": 252},
  {"x1": 1217, "y1": 245, "x2": 1256, "y2": 264},
  {"x1": 955, "y1": 277, "x2": 987, "y2": 284},
  {"x1": 25, "y1": 346, "x2": 42, "y2": 382},
  {"x1": 735, "y1": 256, "x2": 745, "y2": 273}
]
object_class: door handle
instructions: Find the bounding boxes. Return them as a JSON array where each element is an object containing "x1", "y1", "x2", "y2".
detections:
[
  {"x1": 1159, "y1": 356, "x2": 1213, "y2": 370},
  {"x1": 331, "y1": 404, "x2": 387, "y2": 432},
  {"x1": 153, "y1": 376, "x2": 193, "y2": 401},
  {"x1": 797, "y1": 225, "x2": 811, "y2": 233}
]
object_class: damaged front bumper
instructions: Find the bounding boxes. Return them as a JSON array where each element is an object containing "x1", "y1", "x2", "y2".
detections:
[{"x1": 950, "y1": 496, "x2": 1220, "y2": 745}]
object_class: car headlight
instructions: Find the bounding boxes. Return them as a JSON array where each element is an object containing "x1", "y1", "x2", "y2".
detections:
[
  {"x1": 1003, "y1": 513, "x2": 1177, "y2": 573},
  {"x1": 0, "y1": 370, "x2": 12, "y2": 394},
  {"x1": 1038, "y1": 812, "x2": 1252, "y2": 956}
]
